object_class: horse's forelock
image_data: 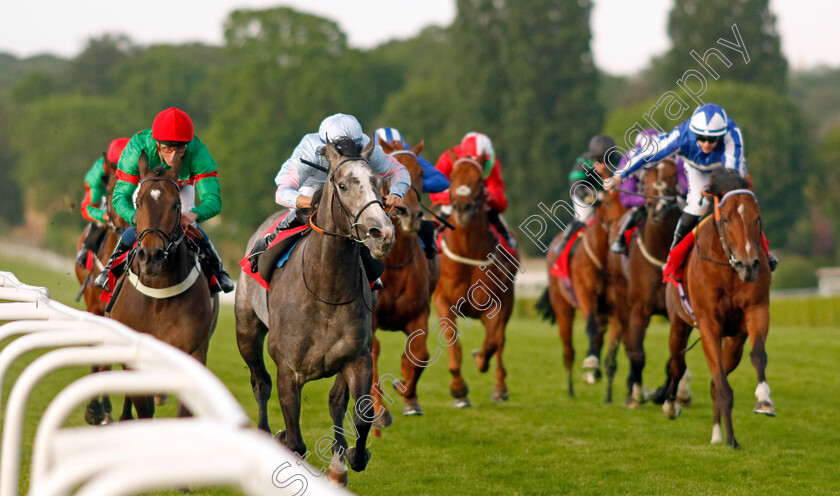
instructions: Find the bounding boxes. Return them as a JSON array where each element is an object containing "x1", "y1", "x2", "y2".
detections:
[
  {"x1": 708, "y1": 169, "x2": 749, "y2": 196},
  {"x1": 330, "y1": 136, "x2": 364, "y2": 158}
]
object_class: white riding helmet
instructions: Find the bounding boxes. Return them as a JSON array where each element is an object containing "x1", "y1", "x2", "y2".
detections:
[
  {"x1": 319, "y1": 113, "x2": 363, "y2": 143},
  {"x1": 689, "y1": 104, "x2": 729, "y2": 137}
]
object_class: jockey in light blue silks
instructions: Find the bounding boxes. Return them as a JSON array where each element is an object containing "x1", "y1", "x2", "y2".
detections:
[
  {"x1": 254, "y1": 114, "x2": 411, "y2": 289},
  {"x1": 374, "y1": 126, "x2": 449, "y2": 258},
  {"x1": 606, "y1": 103, "x2": 777, "y2": 270}
]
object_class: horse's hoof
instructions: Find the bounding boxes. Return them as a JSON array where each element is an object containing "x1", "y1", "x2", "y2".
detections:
[
  {"x1": 625, "y1": 396, "x2": 641, "y2": 410},
  {"x1": 101, "y1": 413, "x2": 114, "y2": 425},
  {"x1": 274, "y1": 430, "x2": 286, "y2": 443},
  {"x1": 631, "y1": 383, "x2": 651, "y2": 404},
  {"x1": 84, "y1": 409, "x2": 103, "y2": 426},
  {"x1": 450, "y1": 385, "x2": 469, "y2": 400},
  {"x1": 582, "y1": 371, "x2": 600, "y2": 385},
  {"x1": 662, "y1": 400, "x2": 681, "y2": 419},
  {"x1": 345, "y1": 447, "x2": 371, "y2": 472},
  {"x1": 326, "y1": 468, "x2": 348, "y2": 487},
  {"x1": 754, "y1": 400, "x2": 776, "y2": 416},
  {"x1": 677, "y1": 395, "x2": 692, "y2": 407},
  {"x1": 403, "y1": 401, "x2": 423, "y2": 416},
  {"x1": 581, "y1": 355, "x2": 600, "y2": 370},
  {"x1": 711, "y1": 423, "x2": 722, "y2": 444},
  {"x1": 453, "y1": 397, "x2": 471, "y2": 409},
  {"x1": 155, "y1": 394, "x2": 168, "y2": 406},
  {"x1": 372, "y1": 409, "x2": 393, "y2": 429},
  {"x1": 491, "y1": 388, "x2": 509, "y2": 402}
]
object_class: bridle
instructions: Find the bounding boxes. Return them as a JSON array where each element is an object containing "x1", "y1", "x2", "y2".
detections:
[
  {"x1": 309, "y1": 156, "x2": 385, "y2": 243},
  {"x1": 699, "y1": 188, "x2": 759, "y2": 269},
  {"x1": 135, "y1": 176, "x2": 186, "y2": 260}
]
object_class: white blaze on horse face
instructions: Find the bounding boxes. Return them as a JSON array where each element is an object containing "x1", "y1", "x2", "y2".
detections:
[
  {"x1": 150, "y1": 188, "x2": 162, "y2": 202},
  {"x1": 455, "y1": 185, "x2": 472, "y2": 197},
  {"x1": 737, "y1": 203, "x2": 745, "y2": 219}
]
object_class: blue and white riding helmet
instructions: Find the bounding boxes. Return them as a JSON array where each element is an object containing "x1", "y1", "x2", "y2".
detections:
[
  {"x1": 375, "y1": 127, "x2": 407, "y2": 147},
  {"x1": 319, "y1": 113, "x2": 364, "y2": 143},
  {"x1": 688, "y1": 104, "x2": 729, "y2": 137}
]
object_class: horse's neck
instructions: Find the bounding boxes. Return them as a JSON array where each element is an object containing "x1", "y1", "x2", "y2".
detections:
[
  {"x1": 308, "y1": 190, "x2": 363, "y2": 292},
  {"x1": 693, "y1": 217, "x2": 727, "y2": 262},
  {"x1": 448, "y1": 210, "x2": 493, "y2": 258},
  {"x1": 643, "y1": 208, "x2": 680, "y2": 257}
]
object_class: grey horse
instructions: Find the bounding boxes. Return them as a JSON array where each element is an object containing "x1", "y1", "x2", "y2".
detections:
[{"x1": 235, "y1": 137, "x2": 395, "y2": 486}]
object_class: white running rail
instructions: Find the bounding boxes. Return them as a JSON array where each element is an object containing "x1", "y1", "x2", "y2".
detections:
[{"x1": 0, "y1": 271, "x2": 348, "y2": 496}]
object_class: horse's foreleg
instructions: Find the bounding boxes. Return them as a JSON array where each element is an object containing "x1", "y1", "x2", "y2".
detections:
[
  {"x1": 275, "y1": 367, "x2": 306, "y2": 457},
  {"x1": 662, "y1": 318, "x2": 692, "y2": 420},
  {"x1": 746, "y1": 306, "x2": 775, "y2": 416},
  {"x1": 624, "y1": 305, "x2": 652, "y2": 408},
  {"x1": 369, "y1": 333, "x2": 391, "y2": 433},
  {"x1": 235, "y1": 307, "x2": 272, "y2": 432},
  {"x1": 342, "y1": 353, "x2": 374, "y2": 474},
  {"x1": 603, "y1": 313, "x2": 624, "y2": 404},
  {"x1": 699, "y1": 322, "x2": 738, "y2": 448},
  {"x1": 119, "y1": 396, "x2": 133, "y2": 421},
  {"x1": 435, "y1": 294, "x2": 469, "y2": 407},
  {"x1": 553, "y1": 290, "x2": 576, "y2": 397},
  {"x1": 326, "y1": 375, "x2": 350, "y2": 486},
  {"x1": 400, "y1": 314, "x2": 430, "y2": 415}
]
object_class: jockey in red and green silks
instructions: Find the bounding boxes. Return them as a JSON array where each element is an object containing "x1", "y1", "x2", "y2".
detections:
[
  {"x1": 95, "y1": 107, "x2": 234, "y2": 293},
  {"x1": 75, "y1": 137, "x2": 129, "y2": 267}
]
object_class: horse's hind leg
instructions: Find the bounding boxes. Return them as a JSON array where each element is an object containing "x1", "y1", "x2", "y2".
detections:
[
  {"x1": 342, "y1": 353, "x2": 374, "y2": 474},
  {"x1": 698, "y1": 321, "x2": 738, "y2": 448},
  {"x1": 603, "y1": 314, "x2": 624, "y2": 404},
  {"x1": 435, "y1": 293, "x2": 469, "y2": 407},
  {"x1": 662, "y1": 318, "x2": 692, "y2": 419},
  {"x1": 745, "y1": 305, "x2": 774, "y2": 416},
  {"x1": 235, "y1": 303, "x2": 272, "y2": 432},
  {"x1": 624, "y1": 306, "x2": 653, "y2": 408},
  {"x1": 552, "y1": 290, "x2": 576, "y2": 397},
  {"x1": 326, "y1": 375, "x2": 351, "y2": 486},
  {"x1": 480, "y1": 310, "x2": 510, "y2": 402},
  {"x1": 369, "y1": 333, "x2": 391, "y2": 434},
  {"x1": 581, "y1": 303, "x2": 603, "y2": 385}
]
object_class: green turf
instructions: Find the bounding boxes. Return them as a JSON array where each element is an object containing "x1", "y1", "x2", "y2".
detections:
[{"x1": 2, "y1": 255, "x2": 839, "y2": 495}]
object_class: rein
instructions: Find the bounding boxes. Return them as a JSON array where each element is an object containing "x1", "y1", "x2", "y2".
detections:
[{"x1": 617, "y1": 188, "x2": 676, "y2": 201}]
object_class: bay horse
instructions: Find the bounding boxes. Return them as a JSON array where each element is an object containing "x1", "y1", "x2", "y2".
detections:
[
  {"x1": 603, "y1": 159, "x2": 689, "y2": 407},
  {"x1": 661, "y1": 169, "x2": 773, "y2": 448},
  {"x1": 73, "y1": 156, "x2": 129, "y2": 425},
  {"x1": 108, "y1": 151, "x2": 219, "y2": 419},
  {"x1": 370, "y1": 136, "x2": 440, "y2": 431},
  {"x1": 538, "y1": 170, "x2": 625, "y2": 397},
  {"x1": 235, "y1": 136, "x2": 394, "y2": 486},
  {"x1": 434, "y1": 152, "x2": 518, "y2": 407}
]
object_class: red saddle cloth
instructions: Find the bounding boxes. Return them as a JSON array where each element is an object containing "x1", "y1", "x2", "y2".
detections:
[
  {"x1": 662, "y1": 231, "x2": 696, "y2": 287},
  {"x1": 549, "y1": 217, "x2": 596, "y2": 282},
  {"x1": 239, "y1": 220, "x2": 310, "y2": 290}
]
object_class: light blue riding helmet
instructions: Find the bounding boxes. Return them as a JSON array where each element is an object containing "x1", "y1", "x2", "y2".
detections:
[{"x1": 689, "y1": 104, "x2": 729, "y2": 137}]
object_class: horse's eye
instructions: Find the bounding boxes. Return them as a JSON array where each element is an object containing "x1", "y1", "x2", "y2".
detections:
[{"x1": 338, "y1": 183, "x2": 347, "y2": 191}]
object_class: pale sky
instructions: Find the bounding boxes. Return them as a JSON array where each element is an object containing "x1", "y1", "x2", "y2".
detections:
[{"x1": 0, "y1": 0, "x2": 834, "y2": 76}]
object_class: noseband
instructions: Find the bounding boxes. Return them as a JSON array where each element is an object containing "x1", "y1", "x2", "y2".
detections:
[
  {"x1": 310, "y1": 156, "x2": 385, "y2": 243},
  {"x1": 135, "y1": 176, "x2": 185, "y2": 259}
]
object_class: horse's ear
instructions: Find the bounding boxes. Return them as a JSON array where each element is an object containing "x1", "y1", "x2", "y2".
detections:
[
  {"x1": 412, "y1": 140, "x2": 425, "y2": 155},
  {"x1": 744, "y1": 172, "x2": 754, "y2": 191},
  {"x1": 361, "y1": 134, "x2": 375, "y2": 162},
  {"x1": 167, "y1": 149, "x2": 183, "y2": 181},
  {"x1": 377, "y1": 134, "x2": 393, "y2": 154},
  {"x1": 138, "y1": 151, "x2": 149, "y2": 178},
  {"x1": 324, "y1": 138, "x2": 341, "y2": 166}
]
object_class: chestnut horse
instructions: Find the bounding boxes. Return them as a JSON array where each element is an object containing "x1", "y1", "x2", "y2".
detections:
[
  {"x1": 108, "y1": 151, "x2": 219, "y2": 419},
  {"x1": 603, "y1": 159, "x2": 689, "y2": 407},
  {"x1": 74, "y1": 156, "x2": 129, "y2": 425},
  {"x1": 236, "y1": 137, "x2": 394, "y2": 486},
  {"x1": 661, "y1": 169, "x2": 773, "y2": 448},
  {"x1": 434, "y1": 153, "x2": 518, "y2": 407},
  {"x1": 539, "y1": 175, "x2": 625, "y2": 397},
  {"x1": 370, "y1": 137, "x2": 440, "y2": 431}
]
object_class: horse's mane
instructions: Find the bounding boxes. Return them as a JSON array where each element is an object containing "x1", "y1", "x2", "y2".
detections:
[
  {"x1": 329, "y1": 136, "x2": 364, "y2": 158},
  {"x1": 706, "y1": 169, "x2": 749, "y2": 197},
  {"x1": 295, "y1": 187, "x2": 324, "y2": 223}
]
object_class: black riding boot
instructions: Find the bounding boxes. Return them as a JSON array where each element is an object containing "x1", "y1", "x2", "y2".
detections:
[
  {"x1": 560, "y1": 219, "x2": 585, "y2": 250},
  {"x1": 247, "y1": 212, "x2": 302, "y2": 271},
  {"x1": 670, "y1": 213, "x2": 699, "y2": 251},
  {"x1": 610, "y1": 207, "x2": 646, "y2": 255},
  {"x1": 76, "y1": 223, "x2": 109, "y2": 267},
  {"x1": 361, "y1": 246, "x2": 385, "y2": 290},
  {"x1": 418, "y1": 220, "x2": 438, "y2": 259},
  {"x1": 488, "y1": 210, "x2": 517, "y2": 250},
  {"x1": 94, "y1": 227, "x2": 136, "y2": 289},
  {"x1": 192, "y1": 229, "x2": 235, "y2": 293}
]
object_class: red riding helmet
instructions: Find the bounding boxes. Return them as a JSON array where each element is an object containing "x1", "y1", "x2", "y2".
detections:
[
  {"x1": 152, "y1": 107, "x2": 194, "y2": 142},
  {"x1": 106, "y1": 137, "x2": 130, "y2": 163}
]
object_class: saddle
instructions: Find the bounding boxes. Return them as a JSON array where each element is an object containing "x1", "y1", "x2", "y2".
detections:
[
  {"x1": 662, "y1": 215, "x2": 713, "y2": 288},
  {"x1": 239, "y1": 221, "x2": 310, "y2": 291}
]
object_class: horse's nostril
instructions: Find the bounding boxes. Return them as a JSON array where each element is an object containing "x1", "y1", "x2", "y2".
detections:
[
  {"x1": 752, "y1": 259, "x2": 760, "y2": 269},
  {"x1": 369, "y1": 228, "x2": 382, "y2": 239},
  {"x1": 138, "y1": 249, "x2": 147, "y2": 262}
]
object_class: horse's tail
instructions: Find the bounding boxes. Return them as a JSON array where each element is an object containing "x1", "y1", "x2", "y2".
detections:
[{"x1": 535, "y1": 287, "x2": 556, "y2": 324}]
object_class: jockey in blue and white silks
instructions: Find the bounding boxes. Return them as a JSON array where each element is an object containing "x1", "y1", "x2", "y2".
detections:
[
  {"x1": 609, "y1": 104, "x2": 746, "y2": 251},
  {"x1": 374, "y1": 127, "x2": 449, "y2": 194}
]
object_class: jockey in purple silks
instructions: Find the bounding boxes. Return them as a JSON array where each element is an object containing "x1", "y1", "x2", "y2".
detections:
[{"x1": 609, "y1": 128, "x2": 687, "y2": 255}]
